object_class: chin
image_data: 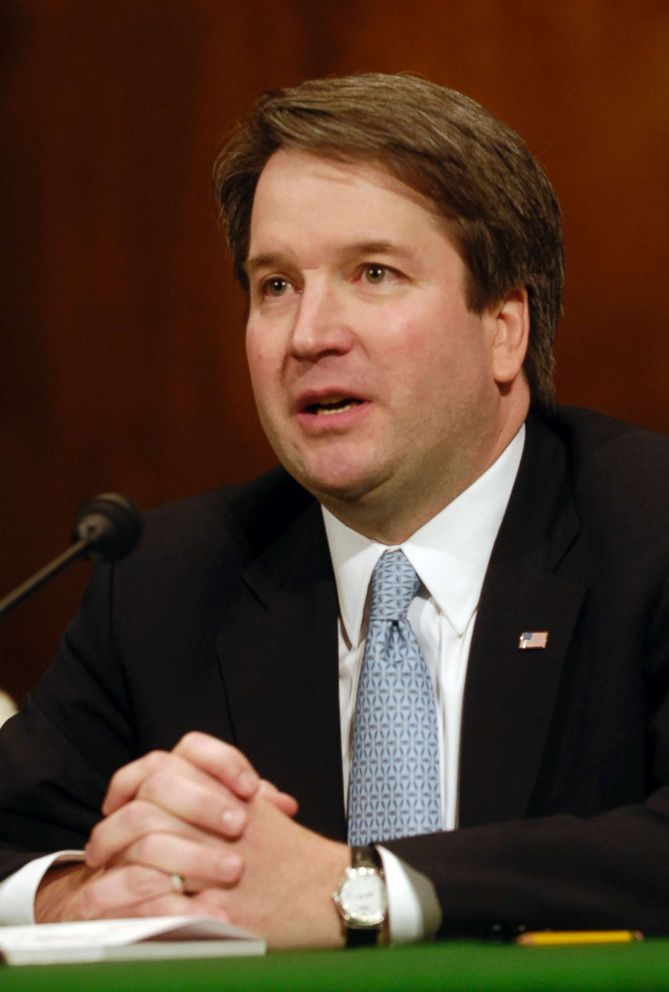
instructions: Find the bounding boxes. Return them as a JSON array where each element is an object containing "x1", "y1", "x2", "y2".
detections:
[
  {"x1": 278, "y1": 445, "x2": 387, "y2": 503},
  {"x1": 300, "y1": 467, "x2": 386, "y2": 506},
  {"x1": 297, "y1": 473, "x2": 362, "y2": 501}
]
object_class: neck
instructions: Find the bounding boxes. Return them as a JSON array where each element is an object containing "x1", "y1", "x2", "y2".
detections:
[{"x1": 321, "y1": 396, "x2": 529, "y2": 545}]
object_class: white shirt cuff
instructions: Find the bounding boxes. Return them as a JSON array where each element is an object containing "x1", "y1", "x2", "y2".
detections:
[
  {"x1": 377, "y1": 845, "x2": 442, "y2": 942},
  {"x1": 0, "y1": 851, "x2": 84, "y2": 925}
]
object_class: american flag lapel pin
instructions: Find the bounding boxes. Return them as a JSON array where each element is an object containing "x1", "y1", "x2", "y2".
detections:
[{"x1": 518, "y1": 630, "x2": 549, "y2": 650}]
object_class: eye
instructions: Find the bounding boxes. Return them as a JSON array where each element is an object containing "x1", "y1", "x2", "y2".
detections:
[
  {"x1": 262, "y1": 276, "x2": 290, "y2": 298},
  {"x1": 363, "y1": 264, "x2": 389, "y2": 284}
]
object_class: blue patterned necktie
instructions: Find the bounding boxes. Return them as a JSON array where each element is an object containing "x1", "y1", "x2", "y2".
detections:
[{"x1": 348, "y1": 549, "x2": 442, "y2": 845}]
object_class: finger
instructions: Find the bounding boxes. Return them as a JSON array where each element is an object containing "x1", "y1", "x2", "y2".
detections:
[
  {"x1": 258, "y1": 780, "x2": 299, "y2": 818},
  {"x1": 79, "y1": 883, "x2": 231, "y2": 923},
  {"x1": 136, "y1": 766, "x2": 249, "y2": 836},
  {"x1": 103, "y1": 755, "x2": 249, "y2": 841},
  {"x1": 86, "y1": 798, "x2": 243, "y2": 868},
  {"x1": 77, "y1": 864, "x2": 235, "y2": 923},
  {"x1": 77, "y1": 863, "x2": 189, "y2": 920},
  {"x1": 172, "y1": 733, "x2": 260, "y2": 798},
  {"x1": 108, "y1": 831, "x2": 244, "y2": 891},
  {"x1": 89, "y1": 894, "x2": 230, "y2": 921},
  {"x1": 105, "y1": 747, "x2": 249, "y2": 816},
  {"x1": 103, "y1": 736, "x2": 259, "y2": 817},
  {"x1": 103, "y1": 750, "x2": 181, "y2": 815}
]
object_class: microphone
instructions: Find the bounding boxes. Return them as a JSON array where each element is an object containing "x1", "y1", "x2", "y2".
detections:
[
  {"x1": 0, "y1": 493, "x2": 143, "y2": 619},
  {"x1": 72, "y1": 493, "x2": 143, "y2": 561}
]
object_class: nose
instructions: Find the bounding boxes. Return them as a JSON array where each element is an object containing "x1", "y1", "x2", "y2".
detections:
[{"x1": 289, "y1": 278, "x2": 355, "y2": 360}]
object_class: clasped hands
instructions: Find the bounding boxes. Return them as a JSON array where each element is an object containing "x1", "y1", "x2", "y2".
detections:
[{"x1": 36, "y1": 732, "x2": 349, "y2": 947}]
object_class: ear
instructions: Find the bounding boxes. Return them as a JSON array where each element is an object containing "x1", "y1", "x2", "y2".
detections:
[{"x1": 488, "y1": 287, "x2": 529, "y2": 385}]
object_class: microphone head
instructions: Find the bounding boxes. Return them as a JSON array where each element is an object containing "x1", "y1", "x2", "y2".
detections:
[{"x1": 73, "y1": 493, "x2": 143, "y2": 561}]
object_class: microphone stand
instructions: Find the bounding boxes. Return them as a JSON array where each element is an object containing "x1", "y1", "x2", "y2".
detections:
[
  {"x1": 0, "y1": 538, "x2": 90, "y2": 619},
  {"x1": 0, "y1": 493, "x2": 143, "y2": 620}
]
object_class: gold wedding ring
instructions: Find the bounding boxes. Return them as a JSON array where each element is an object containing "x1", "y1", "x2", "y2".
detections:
[{"x1": 169, "y1": 873, "x2": 186, "y2": 894}]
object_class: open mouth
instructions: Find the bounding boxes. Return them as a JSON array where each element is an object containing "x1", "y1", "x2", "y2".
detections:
[{"x1": 303, "y1": 397, "x2": 364, "y2": 416}]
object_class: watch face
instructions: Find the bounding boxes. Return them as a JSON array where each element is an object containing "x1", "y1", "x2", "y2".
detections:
[{"x1": 340, "y1": 868, "x2": 387, "y2": 927}]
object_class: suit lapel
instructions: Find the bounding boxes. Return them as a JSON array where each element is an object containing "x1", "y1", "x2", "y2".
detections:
[
  {"x1": 459, "y1": 414, "x2": 586, "y2": 827},
  {"x1": 213, "y1": 414, "x2": 588, "y2": 838},
  {"x1": 215, "y1": 500, "x2": 347, "y2": 842}
]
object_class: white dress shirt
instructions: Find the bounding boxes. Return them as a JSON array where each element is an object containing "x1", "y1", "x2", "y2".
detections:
[
  {"x1": 0, "y1": 427, "x2": 524, "y2": 934},
  {"x1": 323, "y1": 424, "x2": 525, "y2": 939}
]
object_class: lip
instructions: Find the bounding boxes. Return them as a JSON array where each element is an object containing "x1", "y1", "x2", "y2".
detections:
[{"x1": 293, "y1": 387, "x2": 372, "y2": 432}]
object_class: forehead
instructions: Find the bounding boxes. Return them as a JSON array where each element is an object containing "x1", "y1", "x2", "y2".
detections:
[{"x1": 248, "y1": 149, "x2": 448, "y2": 255}]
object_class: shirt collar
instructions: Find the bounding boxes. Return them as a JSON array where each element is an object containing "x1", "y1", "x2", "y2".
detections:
[{"x1": 322, "y1": 425, "x2": 525, "y2": 645}]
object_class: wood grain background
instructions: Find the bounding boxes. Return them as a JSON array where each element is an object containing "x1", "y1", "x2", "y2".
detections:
[{"x1": 2, "y1": 1, "x2": 668, "y2": 700}]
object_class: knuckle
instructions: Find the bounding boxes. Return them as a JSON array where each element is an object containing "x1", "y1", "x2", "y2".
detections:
[
  {"x1": 177, "y1": 731, "x2": 238, "y2": 764},
  {"x1": 123, "y1": 798, "x2": 155, "y2": 831},
  {"x1": 138, "y1": 768, "x2": 173, "y2": 802},
  {"x1": 144, "y1": 750, "x2": 170, "y2": 773},
  {"x1": 176, "y1": 731, "x2": 206, "y2": 754},
  {"x1": 126, "y1": 864, "x2": 163, "y2": 898},
  {"x1": 131, "y1": 834, "x2": 160, "y2": 864}
]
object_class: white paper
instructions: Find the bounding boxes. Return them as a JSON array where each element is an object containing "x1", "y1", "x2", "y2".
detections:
[{"x1": 0, "y1": 915, "x2": 265, "y2": 965}]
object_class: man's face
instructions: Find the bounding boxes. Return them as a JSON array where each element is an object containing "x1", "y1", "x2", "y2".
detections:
[{"x1": 245, "y1": 149, "x2": 524, "y2": 539}]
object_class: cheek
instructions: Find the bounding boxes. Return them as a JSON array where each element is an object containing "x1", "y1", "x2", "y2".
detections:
[
  {"x1": 376, "y1": 309, "x2": 456, "y2": 376},
  {"x1": 383, "y1": 310, "x2": 490, "y2": 407},
  {"x1": 245, "y1": 343, "x2": 290, "y2": 440},
  {"x1": 245, "y1": 327, "x2": 276, "y2": 393}
]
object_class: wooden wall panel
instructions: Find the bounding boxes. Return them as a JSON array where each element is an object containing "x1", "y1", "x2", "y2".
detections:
[{"x1": 1, "y1": 1, "x2": 668, "y2": 699}]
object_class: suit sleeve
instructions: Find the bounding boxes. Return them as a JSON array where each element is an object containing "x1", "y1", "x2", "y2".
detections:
[
  {"x1": 0, "y1": 490, "x2": 245, "y2": 882},
  {"x1": 0, "y1": 561, "x2": 136, "y2": 879}
]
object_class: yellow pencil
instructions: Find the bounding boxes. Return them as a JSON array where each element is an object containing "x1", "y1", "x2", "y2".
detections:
[{"x1": 517, "y1": 930, "x2": 643, "y2": 946}]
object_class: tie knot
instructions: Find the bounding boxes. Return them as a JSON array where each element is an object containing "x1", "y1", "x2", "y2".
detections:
[{"x1": 369, "y1": 549, "x2": 420, "y2": 621}]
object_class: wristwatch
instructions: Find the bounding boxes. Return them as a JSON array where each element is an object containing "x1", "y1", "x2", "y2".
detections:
[{"x1": 332, "y1": 845, "x2": 387, "y2": 947}]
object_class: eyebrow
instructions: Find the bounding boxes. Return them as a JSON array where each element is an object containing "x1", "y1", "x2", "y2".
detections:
[
  {"x1": 346, "y1": 241, "x2": 416, "y2": 262},
  {"x1": 243, "y1": 240, "x2": 415, "y2": 277},
  {"x1": 243, "y1": 253, "x2": 285, "y2": 277}
]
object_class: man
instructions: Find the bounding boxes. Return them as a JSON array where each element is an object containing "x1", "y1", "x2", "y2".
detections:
[{"x1": 1, "y1": 73, "x2": 668, "y2": 946}]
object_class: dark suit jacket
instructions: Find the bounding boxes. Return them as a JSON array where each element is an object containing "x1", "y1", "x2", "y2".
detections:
[{"x1": 1, "y1": 406, "x2": 669, "y2": 935}]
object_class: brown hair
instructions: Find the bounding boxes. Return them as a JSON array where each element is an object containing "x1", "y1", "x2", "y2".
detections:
[{"x1": 214, "y1": 72, "x2": 563, "y2": 405}]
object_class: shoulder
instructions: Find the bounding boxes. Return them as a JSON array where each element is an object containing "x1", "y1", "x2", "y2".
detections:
[
  {"x1": 110, "y1": 466, "x2": 317, "y2": 590},
  {"x1": 530, "y1": 404, "x2": 669, "y2": 549},
  {"x1": 531, "y1": 404, "x2": 669, "y2": 480},
  {"x1": 141, "y1": 466, "x2": 314, "y2": 555}
]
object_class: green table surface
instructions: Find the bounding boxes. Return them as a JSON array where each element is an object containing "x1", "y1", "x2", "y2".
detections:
[{"x1": 2, "y1": 939, "x2": 668, "y2": 992}]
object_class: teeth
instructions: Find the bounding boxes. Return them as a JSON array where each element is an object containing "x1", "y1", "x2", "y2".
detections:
[
  {"x1": 316, "y1": 400, "x2": 357, "y2": 415},
  {"x1": 306, "y1": 398, "x2": 362, "y2": 415}
]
